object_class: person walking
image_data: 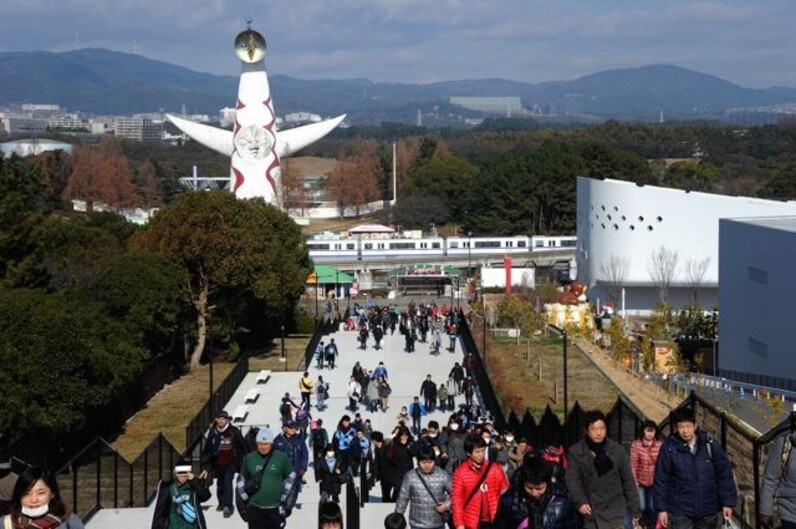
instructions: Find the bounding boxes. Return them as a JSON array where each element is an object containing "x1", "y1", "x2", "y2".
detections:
[
  {"x1": 274, "y1": 420, "x2": 309, "y2": 488},
  {"x1": 395, "y1": 447, "x2": 452, "y2": 529},
  {"x1": 494, "y1": 457, "x2": 575, "y2": 529},
  {"x1": 630, "y1": 420, "x2": 662, "y2": 529},
  {"x1": 438, "y1": 384, "x2": 449, "y2": 413},
  {"x1": 566, "y1": 410, "x2": 640, "y2": 529},
  {"x1": 238, "y1": 427, "x2": 297, "y2": 529},
  {"x1": 420, "y1": 375, "x2": 437, "y2": 413},
  {"x1": 379, "y1": 377, "x2": 392, "y2": 412},
  {"x1": 385, "y1": 429, "x2": 417, "y2": 503},
  {"x1": 152, "y1": 464, "x2": 211, "y2": 529},
  {"x1": 316, "y1": 444, "x2": 349, "y2": 504},
  {"x1": 347, "y1": 377, "x2": 361, "y2": 412},
  {"x1": 760, "y1": 430, "x2": 796, "y2": 529},
  {"x1": 334, "y1": 416, "x2": 358, "y2": 476},
  {"x1": 324, "y1": 339, "x2": 339, "y2": 369},
  {"x1": 450, "y1": 363, "x2": 465, "y2": 394},
  {"x1": 446, "y1": 376, "x2": 457, "y2": 410},
  {"x1": 408, "y1": 397, "x2": 427, "y2": 437},
  {"x1": 367, "y1": 377, "x2": 382, "y2": 413},
  {"x1": 201, "y1": 409, "x2": 247, "y2": 518},
  {"x1": 451, "y1": 434, "x2": 509, "y2": 529},
  {"x1": 316, "y1": 341, "x2": 326, "y2": 369},
  {"x1": 653, "y1": 407, "x2": 737, "y2": 529},
  {"x1": 316, "y1": 376, "x2": 330, "y2": 411},
  {"x1": 311, "y1": 419, "x2": 330, "y2": 477},
  {"x1": 299, "y1": 372, "x2": 314, "y2": 410}
]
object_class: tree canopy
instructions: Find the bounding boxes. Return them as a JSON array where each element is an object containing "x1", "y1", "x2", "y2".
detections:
[{"x1": 130, "y1": 190, "x2": 310, "y2": 367}]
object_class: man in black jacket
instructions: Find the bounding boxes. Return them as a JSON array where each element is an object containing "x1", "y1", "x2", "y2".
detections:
[
  {"x1": 420, "y1": 374, "x2": 437, "y2": 413},
  {"x1": 201, "y1": 410, "x2": 248, "y2": 517}
]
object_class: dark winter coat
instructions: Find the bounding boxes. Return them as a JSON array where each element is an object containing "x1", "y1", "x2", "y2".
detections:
[
  {"x1": 565, "y1": 438, "x2": 640, "y2": 529},
  {"x1": 386, "y1": 440, "x2": 417, "y2": 487},
  {"x1": 200, "y1": 424, "x2": 247, "y2": 471},
  {"x1": 652, "y1": 429, "x2": 737, "y2": 518},
  {"x1": 316, "y1": 456, "x2": 349, "y2": 496},
  {"x1": 151, "y1": 478, "x2": 211, "y2": 529},
  {"x1": 494, "y1": 486, "x2": 576, "y2": 529}
]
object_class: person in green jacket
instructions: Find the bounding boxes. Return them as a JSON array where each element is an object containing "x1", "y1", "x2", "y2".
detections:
[{"x1": 238, "y1": 427, "x2": 297, "y2": 529}]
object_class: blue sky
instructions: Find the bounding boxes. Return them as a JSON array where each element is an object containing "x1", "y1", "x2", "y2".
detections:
[{"x1": 2, "y1": 1, "x2": 795, "y2": 88}]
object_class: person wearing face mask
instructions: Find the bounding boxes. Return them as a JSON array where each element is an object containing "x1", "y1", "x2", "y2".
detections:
[
  {"x1": 316, "y1": 444, "x2": 349, "y2": 504},
  {"x1": 446, "y1": 419, "x2": 467, "y2": 470},
  {"x1": 152, "y1": 464, "x2": 211, "y2": 529},
  {"x1": 3, "y1": 465, "x2": 84, "y2": 529}
]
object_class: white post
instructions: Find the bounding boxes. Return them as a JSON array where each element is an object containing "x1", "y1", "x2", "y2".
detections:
[
  {"x1": 392, "y1": 141, "x2": 397, "y2": 204},
  {"x1": 621, "y1": 287, "x2": 626, "y2": 319}
]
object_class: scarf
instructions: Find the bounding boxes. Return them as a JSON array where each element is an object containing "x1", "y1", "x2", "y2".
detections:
[
  {"x1": 12, "y1": 512, "x2": 68, "y2": 529},
  {"x1": 585, "y1": 438, "x2": 614, "y2": 476}
]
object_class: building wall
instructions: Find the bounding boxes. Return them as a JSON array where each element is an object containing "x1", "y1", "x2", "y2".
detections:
[
  {"x1": 576, "y1": 177, "x2": 796, "y2": 312},
  {"x1": 718, "y1": 218, "x2": 796, "y2": 391}
]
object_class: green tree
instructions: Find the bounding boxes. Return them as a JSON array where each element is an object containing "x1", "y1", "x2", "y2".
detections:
[
  {"x1": 90, "y1": 254, "x2": 186, "y2": 355},
  {"x1": 0, "y1": 154, "x2": 48, "y2": 283},
  {"x1": 129, "y1": 191, "x2": 310, "y2": 368},
  {"x1": 758, "y1": 164, "x2": 796, "y2": 199},
  {"x1": 400, "y1": 153, "x2": 476, "y2": 219},
  {"x1": 0, "y1": 287, "x2": 147, "y2": 450}
]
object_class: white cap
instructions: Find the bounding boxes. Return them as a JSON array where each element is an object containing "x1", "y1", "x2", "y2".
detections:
[{"x1": 175, "y1": 465, "x2": 192, "y2": 474}]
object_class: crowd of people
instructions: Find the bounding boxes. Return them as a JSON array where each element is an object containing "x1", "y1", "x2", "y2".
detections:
[{"x1": 0, "y1": 296, "x2": 763, "y2": 529}]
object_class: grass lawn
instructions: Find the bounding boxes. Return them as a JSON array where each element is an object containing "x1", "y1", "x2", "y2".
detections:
[
  {"x1": 112, "y1": 335, "x2": 311, "y2": 461},
  {"x1": 112, "y1": 362, "x2": 236, "y2": 460},
  {"x1": 484, "y1": 334, "x2": 620, "y2": 418}
]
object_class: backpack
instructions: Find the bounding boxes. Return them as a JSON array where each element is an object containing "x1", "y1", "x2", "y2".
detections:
[
  {"x1": 312, "y1": 429, "x2": 328, "y2": 451},
  {"x1": 279, "y1": 401, "x2": 291, "y2": 417}
]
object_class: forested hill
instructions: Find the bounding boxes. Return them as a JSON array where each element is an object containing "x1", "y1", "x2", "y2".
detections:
[{"x1": 1, "y1": 49, "x2": 795, "y2": 121}]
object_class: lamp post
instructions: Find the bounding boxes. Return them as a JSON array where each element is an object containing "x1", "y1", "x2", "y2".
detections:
[
  {"x1": 548, "y1": 324, "x2": 568, "y2": 421},
  {"x1": 467, "y1": 231, "x2": 472, "y2": 280}
]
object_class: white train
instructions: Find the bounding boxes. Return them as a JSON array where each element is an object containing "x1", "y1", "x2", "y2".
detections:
[{"x1": 307, "y1": 234, "x2": 576, "y2": 261}]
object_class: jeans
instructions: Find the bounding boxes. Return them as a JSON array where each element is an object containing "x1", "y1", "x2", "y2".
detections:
[
  {"x1": 638, "y1": 486, "x2": 654, "y2": 527},
  {"x1": 412, "y1": 416, "x2": 422, "y2": 436},
  {"x1": 214, "y1": 464, "x2": 236, "y2": 510},
  {"x1": 317, "y1": 392, "x2": 326, "y2": 410},
  {"x1": 669, "y1": 512, "x2": 718, "y2": 529}
]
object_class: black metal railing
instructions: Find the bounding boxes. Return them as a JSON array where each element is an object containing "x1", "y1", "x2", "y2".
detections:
[
  {"x1": 185, "y1": 355, "x2": 250, "y2": 450},
  {"x1": 48, "y1": 355, "x2": 249, "y2": 521},
  {"x1": 54, "y1": 433, "x2": 183, "y2": 521}
]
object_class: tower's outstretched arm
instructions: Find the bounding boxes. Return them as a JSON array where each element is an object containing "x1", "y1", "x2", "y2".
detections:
[{"x1": 165, "y1": 113, "x2": 346, "y2": 158}]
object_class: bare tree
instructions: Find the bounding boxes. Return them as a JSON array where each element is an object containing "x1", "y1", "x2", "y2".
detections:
[
  {"x1": 647, "y1": 246, "x2": 679, "y2": 305},
  {"x1": 599, "y1": 254, "x2": 629, "y2": 306},
  {"x1": 684, "y1": 256, "x2": 710, "y2": 307},
  {"x1": 280, "y1": 157, "x2": 307, "y2": 216}
]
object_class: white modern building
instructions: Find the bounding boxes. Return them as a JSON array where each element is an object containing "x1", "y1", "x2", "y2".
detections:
[
  {"x1": 0, "y1": 139, "x2": 73, "y2": 156},
  {"x1": 718, "y1": 217, "x2": 796, "y2": 391},
  {"x1": 576, "y1": 177, "x2": 796, "y2": 313}
]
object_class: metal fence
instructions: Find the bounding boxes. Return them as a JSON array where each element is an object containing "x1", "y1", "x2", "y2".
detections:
[
  {"x1": 49, "y1": 355, "x2": 248, "y2": 521},
  {"x1": 185, "y1": 355, "x2": 250, "y2": 450},
  {"x1": 54, "y1": 433, "x2": 183, "y2": 521}
]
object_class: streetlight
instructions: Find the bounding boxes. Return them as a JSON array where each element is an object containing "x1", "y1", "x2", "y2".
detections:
[
  {"x1": 467, "y1": 231, "x2": 473, "y2": 280},
  {"x1": 548, "y1": 324, "x2": 569, "y2": 421}
]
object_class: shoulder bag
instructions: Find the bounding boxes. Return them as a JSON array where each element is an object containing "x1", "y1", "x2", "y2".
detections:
[
  {"x1": 244, "y1": 452, "x2": 273, "y2": 495},
  {"x1": 463, "y1": 460, "x2": 494, "y2": 507},
  {"x1": 415, "y1": 469, "x2": 451, "y2": 524}
]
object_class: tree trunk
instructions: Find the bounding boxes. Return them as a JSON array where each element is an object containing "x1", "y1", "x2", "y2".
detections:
[{"x1": 190, "y1": 280, "x2": 209, "y2": 369}]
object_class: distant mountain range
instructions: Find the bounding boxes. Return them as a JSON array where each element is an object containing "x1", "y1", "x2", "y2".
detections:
[{"x1": 1, "y1": 48, "x2": 795, "y2": 123}]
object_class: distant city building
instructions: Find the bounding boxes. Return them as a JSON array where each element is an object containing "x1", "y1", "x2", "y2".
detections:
[
  {"x1": 449, "y1": 96, "x2": 523, "y2": 116},
  {"x1": 21, "y1": 104, "x2": 60, "y2": 113},
  {"x1": 219, "y1": 107, "x2": 236, "y2": 128},
  {"x1": 719, "y1": 216, "x2": 796, "y2": 391},
  {"x1": 113, "y1": 116, "x2": 162, "y2": 142},
  {"x1": 284, "y1": 112, "x2": 321, "y2": 124},
  {"x1": 0, "y1": 116, "x2": 47, "y2": 135},
  {"x1": 1, "y1": 138, "x2": 73, "y2": 156}
]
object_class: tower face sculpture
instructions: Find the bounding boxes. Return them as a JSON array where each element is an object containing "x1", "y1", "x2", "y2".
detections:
[
  {"x1": 231, "y1": 29, "x2": 280, "y2": 202},
  {"x1": 166, "y1": 26, "x2": 345, "y2": 204}
]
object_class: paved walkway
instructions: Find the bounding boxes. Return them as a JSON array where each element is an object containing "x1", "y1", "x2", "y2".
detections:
[{"x1": 89, "y1": 317, "x2": 469, "y2": 528}]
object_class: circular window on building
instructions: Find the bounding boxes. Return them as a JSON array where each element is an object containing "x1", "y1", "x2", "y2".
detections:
[
  {"x1": 657, "y1": 216, "x2": 663, "y2": 222},
  {"x1": 647, "y1": 225, "x2": 653, "y2": 231}
]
